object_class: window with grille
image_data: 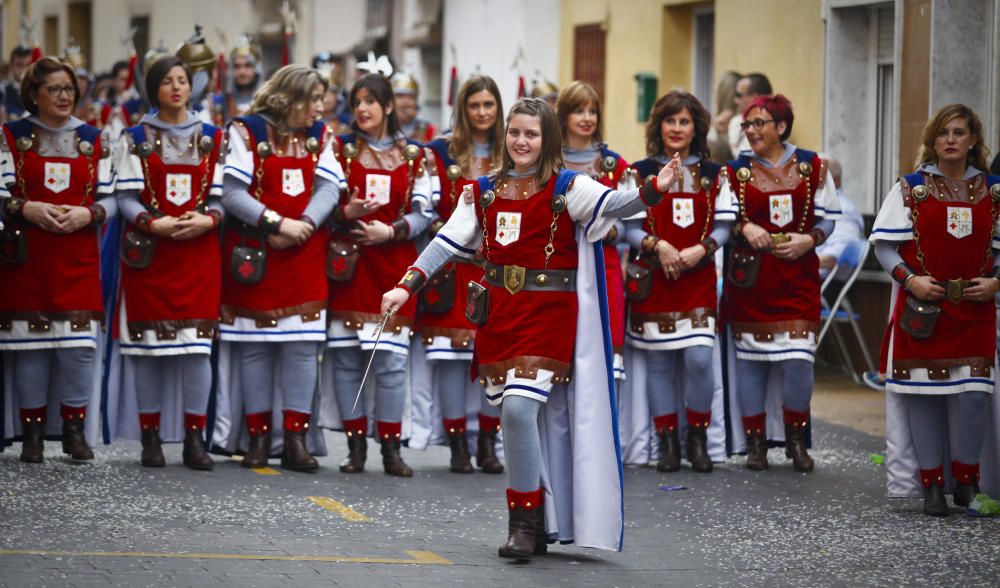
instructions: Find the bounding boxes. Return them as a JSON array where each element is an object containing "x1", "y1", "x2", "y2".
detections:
[{"x1": 573, "y1": 24, "x2": 606, "y2": 103}]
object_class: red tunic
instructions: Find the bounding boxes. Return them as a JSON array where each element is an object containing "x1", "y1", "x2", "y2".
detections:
[
  {"x1": 417, "y1": 140, "x2": 492, "y2": 346},
  {"x1": 471, "y1": 176, "x2": 579, "y2": 381},
  {"x1": 563, "y1": 152, "x2": 629, "y2": 352},
  {"x1": 630, "y1": 165, "x2": 718, "y2": 317},
  {"x1": 0, "y1": 123, "x2": 105, "y2": 324},
  {"x1": 884, "y1": 173, "x2": 997, "y2": 379},
  {"x1": 220, "y1": 122, "x2": 330, "y2": 322},
  {"x1": 723, "y1": 155, "x2": 822, "y2": 333},
  {"x1": 120, "y1": 126, "x2": 224, "y2": 331},
  {"x1": 327, "y1": 136, "x2": 423, "y2": 330}
]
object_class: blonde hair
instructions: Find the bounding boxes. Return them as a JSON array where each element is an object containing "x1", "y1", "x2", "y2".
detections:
[
  {"x1": 247, "y1": 64, "x2": 327, "y2": 125},
  {"x1": 555, "y1": 80, "x2": 602, "y2": 144},
  {"x1": 715, "y1": 70, "x2": 741, "y2": 115},
  {"x1": 915, "y1": 104, "x2": 991, "y2": 172},
  {"x1": 449, "y1": 75, "x2": 504, "y2": 174}
]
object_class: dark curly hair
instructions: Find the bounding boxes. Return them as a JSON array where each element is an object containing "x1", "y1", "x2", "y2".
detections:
[{"x1": 644, "y1": 91, "x2": 710, "y2": 159}]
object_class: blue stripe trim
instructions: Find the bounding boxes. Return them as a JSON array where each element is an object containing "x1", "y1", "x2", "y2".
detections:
[
  {"x1": 592, "y1": 241, "x2": 625, "y2": 551},
  {"x1": 871, "y1": 227, "x2": 912, "y2": 234},
  {"x1": 359, "y1": 339, "x2": 409, "y2": 350},
  {"x1": 887, "y1": 377, "x2": 994, "y2": 388},
  {"x1": 0, "y1": 335, "x2": 96, "y2": 344},
  {"x1": 224, "y1": 165, "x2": 253, "y2": 181},
  {"x1": 485, "y1": 388, "x2": 504, "y2": 401},
  {"x1": 119, "y1": 342, "x2": 213, "y2": 350},
  {"x1": 424, "y1": 348, "x2": 475, "y2": 354},
  {"x1": 2, "y1": 172, "x2": 14, "y2": 177},
  {"x1": 317, "y1": 166, "x2": 345, "y2": 181},
  {"x1": 503, "y1": 383, "x2": 551, "y2": 398},
  {"x1": 734, "y1": 346, "x2": 816, "y2": 357},
  {"x1": 625, "y1": 332, "x2": 715, "y2": 344},
  {"x1": 219, "y1": 328, "x2": 326, "y2": 336},
  {"x1": 435, "y1": 233, "x2": 476, "y2": 255},
  {"x1": 584, "y1": 188, "x2": 613, "y2": 236}
]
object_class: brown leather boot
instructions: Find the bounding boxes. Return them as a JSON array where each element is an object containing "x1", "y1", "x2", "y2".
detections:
[
  {"x1": 280, "y1": 411, "x2": 318, "y2": 472},
  {"x1": 339, "y1": 423, "x2": 367, "y2": 473},
  {"x1": 476, "y1": 415, "x2": 504, "y2": 474},
  {"x1": 498, "y1": 488, "x2": 541, "y2": 560},
  {"x1": 533, "y1": 497, "x2": 548, "y2": 555},
  {"x1": 952, "y1": 461, "x2": 981, "y2": 507},
  {"x1": 656, "y1": 429, "x2": 681, "y2": 472},
  {"x1": 783, "y1": 409, "x2": 814, "y2": 473},
  {"x1": 447, "y1": 428, "x2": 474, "y2": 473},
  {"x1": 686, "y1": 427, "x2": 712, "y2": 473},
  {"x1": 378, "y1": 421, "x2": 412, "y2": 477},
  {"x1": 920, "y1": 466, "x2": 949, "y2": 516},
  {"x1": 19, "y1": 407, "x2": 46, "y2": 464},
  {"x1": 182, "y1": 430, "x2": 214, "y2": 471},
  {"x1": 743, "y1": 413, "x2": 768, "y2": 471},
  {"x1": 61, "y1": 405, "x2": 94, "y2": 461},
  {"x1": 242, "y1": 411, "x2": 271, "y2": 469},
  {"x1": 139, "y1": 413, "x2": 165, "y2": 467}
]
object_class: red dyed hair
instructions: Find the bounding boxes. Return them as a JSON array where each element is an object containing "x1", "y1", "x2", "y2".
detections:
[{"x1": 744, "y1": 94, "x2": 794, "y2": 142}]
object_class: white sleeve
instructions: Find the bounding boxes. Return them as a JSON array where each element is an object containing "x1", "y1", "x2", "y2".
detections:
[
  {"x1": 315, "y1": 138, "x2": 347, "y2": 189},
  {"x1": 869, "y1": 182, "x2": 911, "y2": 242},
  {"x1": 96, "y1": 129, "x2": 115, "y2": 195},
  {"x1": 714, "y1": 171, "x2": 739, "y2": 221},
  {"x1": 0, "y1": 133, "x2": 13, "y2": 197},
  {"x1": 727, "y1": 116, "x2": 743, "y2": 157},
  {"x1": 813, "y1": 170, "x2": 842, "y2": 220},
  {"x1": 433, "y1": 185, "x2": 482, "y2": 259},
  {"x1": 566, "y1": 173, "x2": 619, "y2": 243},
  {"x1": 115, "y1": 132, "x2": 144, "y2": 192},
  {"x1": 409, "y1": 158, "x2": 434, "y2": 218},
  {"x1": 209, "y1": 159, "x2": 224, "y2": 197},
  {"x1": 223, "y1": 124, "x2": 254, "y2": 185}
]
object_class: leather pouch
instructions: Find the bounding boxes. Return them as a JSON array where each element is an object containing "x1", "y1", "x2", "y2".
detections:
[
  {"x1": 465, "y1": 280, "x2": 489, "y2": 326},
  {"x1": 0, "y1": 226, "x2": 27, "y2": 264},
  {"x1": 422, "y1": 264, "x2": 456, "y2": 314},
  {"x1": 899, "y1": 296, "x2": 940, "y2": 340},
  {"x1": 326, "y1": 239, "x2": 360, "y2": 282},
  {"x1": 231, "y1": 244, "x2": 267, "y2": 284},
  {"x1": 727, "y1": 250, "x2": 760, "y2": 288},
  {"x1": 625, "y1": 262, "x2": 652, "y2": 301},
  {"x1": 121, "y1": 230, "x2": 156, "y2": 269}
]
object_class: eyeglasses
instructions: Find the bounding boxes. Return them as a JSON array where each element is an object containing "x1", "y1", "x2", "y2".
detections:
[
  {"x1": 740, "y1": 118, "x2": 776, "y2": 131},
  {"x1": 44, "y1": 85, "x2": 76, "y2": 98}
]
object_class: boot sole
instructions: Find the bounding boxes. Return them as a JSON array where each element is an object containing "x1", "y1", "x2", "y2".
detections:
[
  {"x1": 281, "y1": 461, "x2": 319, "y2": 472},
  {"x1": 497, "y1": 547, "x2": 532, "y2": 560},
  {"x1": 19, "y1": 455, "x2": 43, "y2": 463}
]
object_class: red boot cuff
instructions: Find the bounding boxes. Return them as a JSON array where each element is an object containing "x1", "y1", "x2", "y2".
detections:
[
  {"x1": 478, "y1": 413, "x2": 500, "y2": 433},
  {"x1": 742, "y1": 413, "x2": 766, "y2": 435},
  {"x1": 376, "y1": 420, "x2": 402, "y2": 440},
  {"x1": 139, "y1": 412, "x2": 161, "y2": 431},
  {"x1": 653, "y1": 413, "x2": 679, "y2": 434},
  {"x1": 60, "y1": 404, "x2": 86, "y2": 421},
  {"x1": 783, "y1": 407, "x2": 810, "y2": 427},
  {"x1": 686, "y1": 408, "x2": 711, "y2": 430},
  {"x1": 282, "y1": 410, "x2": 311, "y2": 433},
  {"x1": 20, "y1": 406, "x2": 47, "y2": 424},
  {"x1": 443, "y1": 417, "x2": 467, "y2": 434},
  {"x1": 342, "y1": 416, "x2": 367, "y2": 437},
  {"x1": 952, "y1": 461, "x2": 980, "y2": 485},
  {"x1": 920, "y1": 465, "x2": 945, "y2": 488},
  {"x1": 506, "y1": 488, "x2": 544, "y2": 511},
  {"x1": 184, "y1": 412, "x2": 207, "y2": 431},
  {"x1": 245, "y1": 411, "x2": 272, "y2": 436}
]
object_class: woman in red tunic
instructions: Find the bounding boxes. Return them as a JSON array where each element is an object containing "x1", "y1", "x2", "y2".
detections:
[
  {"x1": 719, "y1": 94, "x2": 840, "y2": 472},
  {"x1": 556, "y1": 80, "x2": 632, "y2": 383},
  {"x1": 325, "y1": 73, "x2": 433, "y2": 477},
  {"x1": 871, "y1": 104, "x2": 1000, "y2": 515},
  {"x1": 113, "y1": 56, "x2": 223, "y2": 469},
  {"x1": 625, "y1": 91, "x2": 737, "y2": 473},
  {"x1": 382, "y1": 98, "x2": 680, "y2": 560},
  {"x1": 0, "y1": 57, "x2": 116, "y2": 462},
  {"x1": 418, "y1": 75, "x2": 505, "y2": 473}
]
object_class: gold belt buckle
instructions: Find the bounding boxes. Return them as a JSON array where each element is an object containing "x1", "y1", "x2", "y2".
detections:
[
  {"x1": 503, "y1": 264, "x2": 526, "y2": 295},
  {"x1": 946, "y1": 279, "x2": 969, "y2": 304},
  {"x1": 770, "y1": 232, "x2": 790, "y2": 245}
]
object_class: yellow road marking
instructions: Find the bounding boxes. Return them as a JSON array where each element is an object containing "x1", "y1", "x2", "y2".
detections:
[
  {"x1": 0, "y1": 549, "x2": 451, "y2": 566},
  {"x1": 308, "y1": 496, "x2": 371, "y2": 522},
  {"x1": 228, "y1": 456, "x2": 281, "y2": 475}
]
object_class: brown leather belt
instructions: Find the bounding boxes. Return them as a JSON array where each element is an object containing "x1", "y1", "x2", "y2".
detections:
[{"x1": 483, "y1": 261, "x2": 576, "y2": 294}]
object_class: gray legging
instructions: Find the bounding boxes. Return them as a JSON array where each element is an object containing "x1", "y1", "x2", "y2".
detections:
[
  {"x1": 433, "y1": 359, "x2": 499, "y2": 421},
  {"x1": 132, "y1": 355, "x2": 212, "y2": 415},
  {"x1": 331, "y1": 346, "x2": 407, "y2": 422},
  {"x1": 501, "y1": 394, "x2": 542, "y2": 492},
  {"x1": 13, "y1": 347, "x2": 94, "y2": 409},
  {"x1": 908, "y1": 392, "x2": 990, "y2": 468},
  {"x1": 239, "y1": 341, "x2": 319, "y2": 415},
  {"x1": 645, "y1": 346, "x2": 714, "y2": 417},
  {"x1": 735, "y1": 357, "x2": 813, "y2": 416}
]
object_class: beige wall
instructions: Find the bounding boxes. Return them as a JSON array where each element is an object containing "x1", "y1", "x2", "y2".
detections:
[
  {"x1": 713, "y1": 0, "x2": 825, "y2": 150},
  {"x1": 561, "y1": 0, "x2": 826, "y2": 160}
]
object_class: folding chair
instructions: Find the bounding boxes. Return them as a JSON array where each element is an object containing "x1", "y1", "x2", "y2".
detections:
[{"x1": 818, "y1": 240, "x2": 876, "y2": 385}]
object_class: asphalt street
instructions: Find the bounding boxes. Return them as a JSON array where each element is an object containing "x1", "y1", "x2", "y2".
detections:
[{"x1": 1, "y1": 414, "x2": 998, "y2": 587}]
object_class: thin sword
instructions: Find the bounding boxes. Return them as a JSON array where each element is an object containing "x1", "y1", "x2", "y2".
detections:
[{"x1": 352, "y1": 308, "x2": 394, "y2": 413}]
